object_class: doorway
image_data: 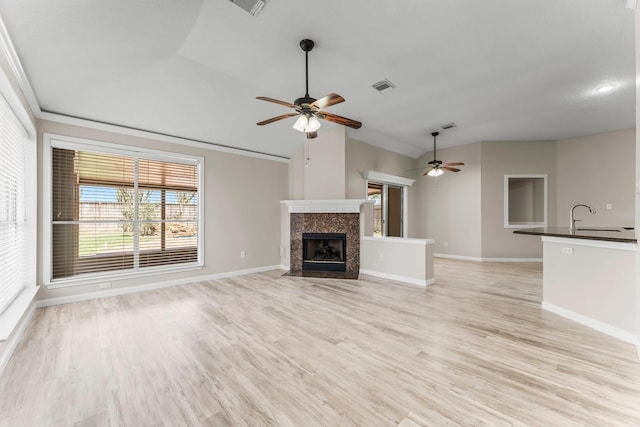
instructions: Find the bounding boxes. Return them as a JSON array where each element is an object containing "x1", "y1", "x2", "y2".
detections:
[{"x1": 367, "y1": 182, "x2": 403, "y2": 237}]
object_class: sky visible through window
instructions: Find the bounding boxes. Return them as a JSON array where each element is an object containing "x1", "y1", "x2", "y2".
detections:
[{"x1": 80, "y1": 185, "x2": 196, "y2": 204}]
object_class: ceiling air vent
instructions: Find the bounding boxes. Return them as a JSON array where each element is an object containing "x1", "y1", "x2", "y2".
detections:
[
  {"x1": 372, "y1": 79, "x2": 396, "y2": 92},
  {"x1": 441, "y1": 122, "x2": 457, "y2": 130},
  {"x1": 228, "y1": 0, "x2": 267, "y2": 16}
]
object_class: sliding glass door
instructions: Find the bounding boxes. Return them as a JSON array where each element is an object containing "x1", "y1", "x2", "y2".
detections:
[{"x1": 367, "y1": 182, "x2": 403, "y2": 237}]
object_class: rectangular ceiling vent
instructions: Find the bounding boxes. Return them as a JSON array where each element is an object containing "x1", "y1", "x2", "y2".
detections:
[
  {"x1": 228, "y1": 0, "x2": 267, "y2": 16},
  {"x1": 372, "y1": 79, "x2": 396, "y2": 92},
  {"x1": 441, "y1": 122, "x2": 457, "y2": 130}
]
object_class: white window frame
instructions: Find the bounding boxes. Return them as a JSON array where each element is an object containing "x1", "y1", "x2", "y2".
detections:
[
  {"x1": 43, "y1": 133, "x2": 205, "y2": 288},
  {"x1": 363, "y1": 171, "x2": 415, "y2": 238},
  {"x1": 0, "y1": 65, "x2": 37, "y2": 341}
]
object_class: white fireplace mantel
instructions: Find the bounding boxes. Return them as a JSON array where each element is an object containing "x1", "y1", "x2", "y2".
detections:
[{"x1": 281, "y1": 199, "x2": 369, "y2": 214}]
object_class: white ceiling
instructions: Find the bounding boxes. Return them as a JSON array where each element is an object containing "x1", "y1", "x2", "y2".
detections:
[{"x1": 0, "y1": 0, "x2": 635, "y2": 158}]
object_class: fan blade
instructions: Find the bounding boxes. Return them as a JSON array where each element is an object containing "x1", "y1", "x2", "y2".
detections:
[
  {"x1": 257, "y1": 113, "x2": 298, "y2": 126},
  {"x1": 306, "y1": 131, "x2": 318, "y2": 139},
  {"x1": 442, "y1": 162, "x2": 465, "y2": 166},
  {"x1": 442, "y1": 166, "x2": 461, "y2": 172},
  {"x1": 256, "y1": 96, "x2": 297, "y2": 109},
  {"x1": 310, "y1": 93, "x2": 345, "y2": 109},
  {"x1": 318, "y1": 112, "x2": 362, "y2": 129},
  {"x1": 405, "y1": 166, "x2": 429, "y2": 172}
]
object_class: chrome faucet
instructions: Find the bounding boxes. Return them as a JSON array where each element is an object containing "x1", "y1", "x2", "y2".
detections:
[{"x1": 570, "y1": 204, "x2": 596, "y2": 233}]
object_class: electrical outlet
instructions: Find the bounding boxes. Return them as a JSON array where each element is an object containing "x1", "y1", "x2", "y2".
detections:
[
  {"x1": 561, "y1": 247, "x2": 573, "y2": 255},
  {"x1": 444, "y1": 241, "x2": 448, "y2": 247},
  {"x1": 606, "y1": 203, "x2": 612, "y2": 210},
  {"x1": 98, "y1": 282, "x2": 112, "y2": 289},
  {"x1": 240, "y1": 251, "x2": 246, "y2": 259}
]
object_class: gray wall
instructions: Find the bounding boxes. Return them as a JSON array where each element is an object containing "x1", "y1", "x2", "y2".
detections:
[
  {"x1": 288, "y1": 145, "x2": 304, "y2": 199},
  {"x1": 345, "y1": 138, "x2": 417, "y2": 199},
  {"x1": 481, "y1": 140, "x2": 557, "y2": 259},
  {"x1": 303, "y1": 126, "x2": 346, "y2": 200},
  {"x1": 287, "y1": 126, "x2": 347, "y2": 200},
  {"x1": 556, "y1": 129, "x2": 635, "y2": 228},
  {"x1": 38, "y1": 119, "x2": 289, "y2": 299},
  {"x1": 413, "y1": 143, "x2": 483, "y2": 258}
]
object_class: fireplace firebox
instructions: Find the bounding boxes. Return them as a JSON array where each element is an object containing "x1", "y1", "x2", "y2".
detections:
[{"x1": 302, "y1": 233, "x2": 347, "y2": 272}]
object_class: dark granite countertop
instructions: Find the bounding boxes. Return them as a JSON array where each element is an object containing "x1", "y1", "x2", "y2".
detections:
[{"x1": 513, "y1": 227, "x2": 637, "y2": 243}]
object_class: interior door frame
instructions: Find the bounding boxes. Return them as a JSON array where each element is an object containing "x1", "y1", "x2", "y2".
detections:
[
  {"x1": 384, "y1": 184, "x2": 403, "y2": 237},
  {"x1": 363, "y1": 171, "x2": 415, "y2": 238}
]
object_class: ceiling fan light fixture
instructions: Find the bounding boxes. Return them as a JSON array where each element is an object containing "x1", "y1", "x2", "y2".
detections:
[
  {"x1": 292, "y1": 114, "x2": 309, "y2": 132},
  {"x1": 427, "y1": 168, "x2": 443, "y2": 177},
  {"x1": 292, "y1": 114, "x2": 321, "y2": 132},
  {"x1": 308, "y1": 115, "x2": 321, "y2": 131}
]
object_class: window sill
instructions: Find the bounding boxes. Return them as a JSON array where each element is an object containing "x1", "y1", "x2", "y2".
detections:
[
  {"x1": 0, "y1": 286, "x2": 39, "y2": 342},
  {"x1": 45, "y1": 263, "x2": 203, "y2": 289}
]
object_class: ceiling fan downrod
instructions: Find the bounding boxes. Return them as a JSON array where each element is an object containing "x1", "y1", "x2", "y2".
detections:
[
  {"x1": 432, "y1": 131, "x2": 439, "y2": 161},
  {"x1": 300, "y1": 39, "x2": 314, "y2": 99}
]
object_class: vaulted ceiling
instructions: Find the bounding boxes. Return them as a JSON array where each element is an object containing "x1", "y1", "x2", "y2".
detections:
[{"x1": 0, "y1": 0, "x2": 635, "y2": 158}]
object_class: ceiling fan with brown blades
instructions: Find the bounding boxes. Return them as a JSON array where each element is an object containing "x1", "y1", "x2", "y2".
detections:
[
  {"x1": 423, "y1": 131, "x2": 464, "y2": 177},
  {"x1": 256, "y1": 39, "x2": 362, "y2": 139}
]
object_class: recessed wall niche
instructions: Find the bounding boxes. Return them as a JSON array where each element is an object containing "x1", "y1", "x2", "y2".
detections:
[{"x1": 504, "y1": 174, "x2": 547, "y2": 228}]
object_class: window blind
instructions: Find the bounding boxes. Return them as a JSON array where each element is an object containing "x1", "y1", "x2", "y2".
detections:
[
  {"x1": 0, "y1": 94, "x2": 27, "y2": 314},
  {"x1": 51, "y1": 145, "x2": 200, "y2": 281}
]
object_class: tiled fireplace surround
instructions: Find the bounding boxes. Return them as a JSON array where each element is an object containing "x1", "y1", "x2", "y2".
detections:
[{"x1": 283, "y1": 200, "x2": 366, "y2": 279}]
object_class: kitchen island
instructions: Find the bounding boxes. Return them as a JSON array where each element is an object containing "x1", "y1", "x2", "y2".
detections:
[{"x1": 514, "y1": 227, "x2": 637, "y2": 343}]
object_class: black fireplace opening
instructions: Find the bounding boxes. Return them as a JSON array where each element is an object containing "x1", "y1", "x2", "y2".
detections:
[{"x1": 302, "y1": 233, "x2": 347, "y2": 272}]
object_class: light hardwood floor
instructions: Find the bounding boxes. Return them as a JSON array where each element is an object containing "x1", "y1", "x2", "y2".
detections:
[{"x1": 1, "y1": 259, "x2": 640, "y2": 426}]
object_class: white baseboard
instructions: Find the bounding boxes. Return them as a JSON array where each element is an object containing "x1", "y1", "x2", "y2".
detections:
[
  {"x1": 0, "y1": 301, "x2": 37, "y2": 378},
  {"x1": 0, "y1": 286, "x2": 39, "y2": 341},
  {"x1": 434, "y1": 253, "x2": 483, "y2": 261},
  {"x1": 542, "y1": 301, "x2": 637, "y2": 344},
  {"x1": 38, "y1": 265, "x2": 282, "y2": 308},
  {"x1": 359, "y1": 269, "x2": 435, "y2": 287},
  {"x1": 280, "y1": 265, "x2": 290, "y2": 271},
  {"x1": 206, "y1": 265, "x2": 283, "y2": 280},
  {"x1": 434, "y1": 253, "x2": 542, "y2": 262}
]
